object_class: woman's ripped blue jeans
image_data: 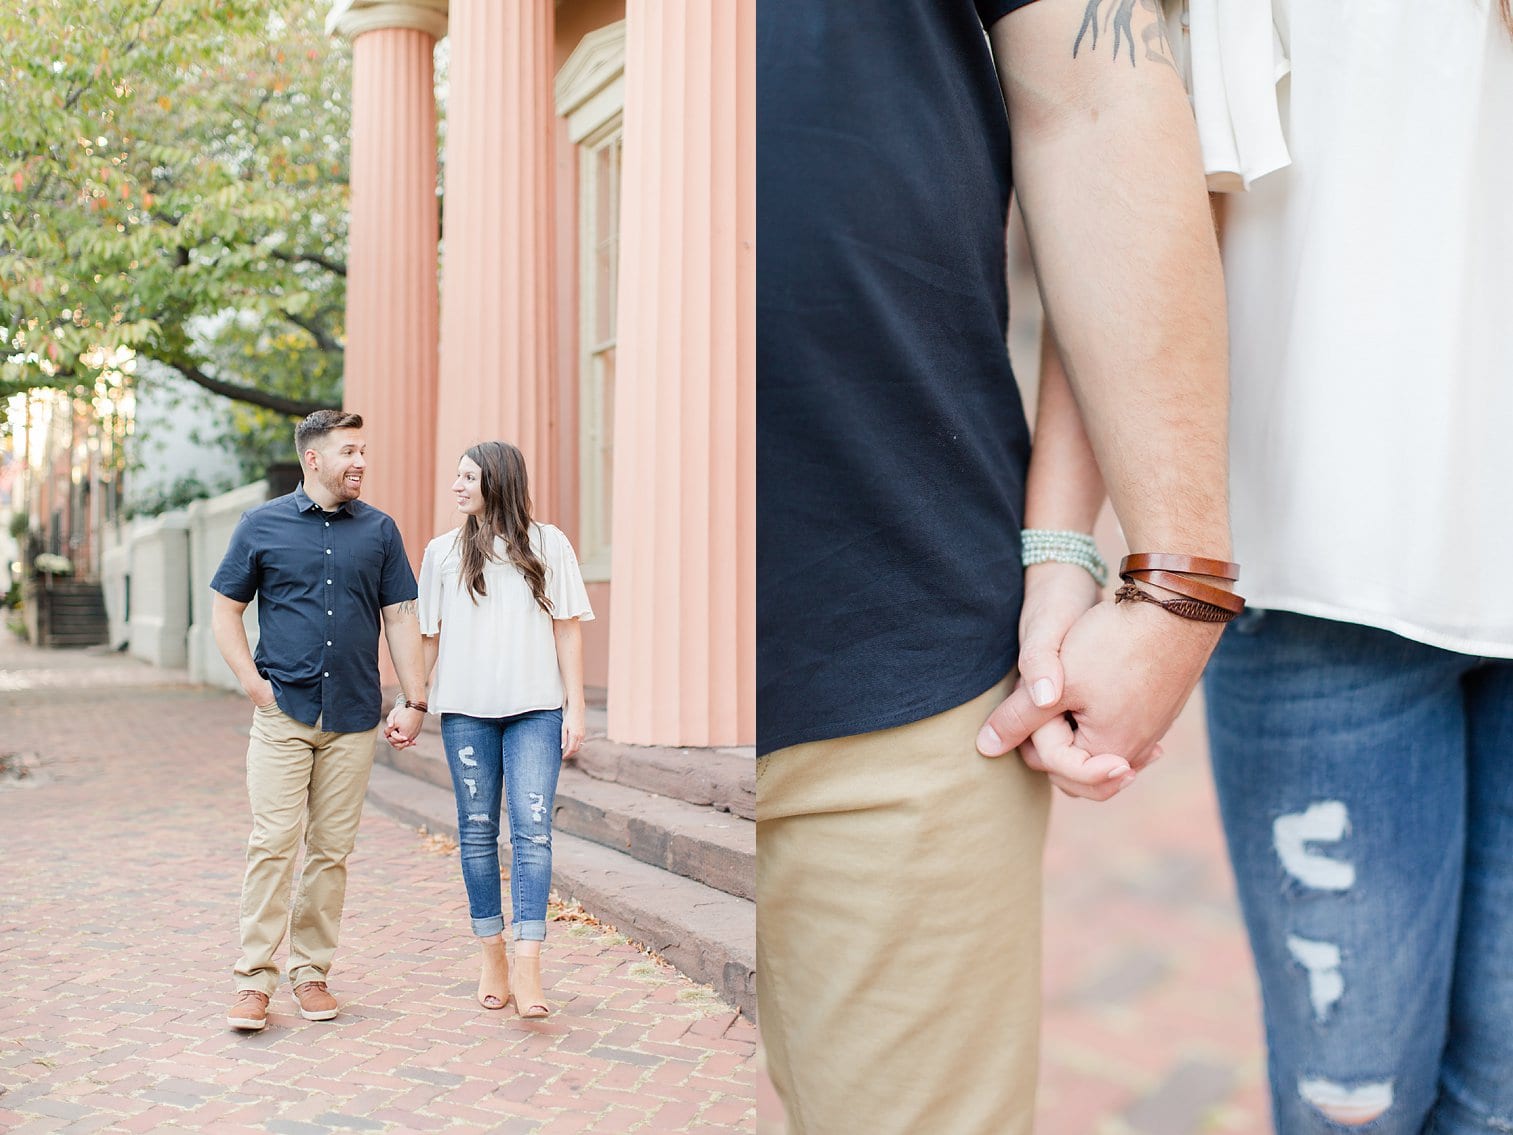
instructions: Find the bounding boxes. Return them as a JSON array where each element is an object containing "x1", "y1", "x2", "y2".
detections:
[
  {"x1": 439, "y1": 709, "x2": 563, "y2": 941},
  {"x1": 1205, "y1": 610, "x2": 1513, "y2": 1134}
]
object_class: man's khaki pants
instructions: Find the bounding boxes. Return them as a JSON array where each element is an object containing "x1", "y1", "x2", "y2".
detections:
[
  {"x1": 757, "y1": 680, "x2": 1052, "y2": 1135},
  {"x1": 234, "y1": 704, "x2": 379, "y2": 995}
]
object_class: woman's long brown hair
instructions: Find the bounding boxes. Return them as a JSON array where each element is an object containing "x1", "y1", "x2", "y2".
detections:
[{"x1": 457, "y1": 441, "x2": 552, "y2": 615}]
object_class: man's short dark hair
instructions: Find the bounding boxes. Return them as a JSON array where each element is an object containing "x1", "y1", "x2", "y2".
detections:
[{"x1": 294, "y1": 410, "x2": 363, "y2": 459}]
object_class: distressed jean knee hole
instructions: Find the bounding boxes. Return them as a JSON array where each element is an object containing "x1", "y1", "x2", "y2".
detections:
[{"x1": 1300, "y1": 1079, "x2": 1393, "y2": 1128}]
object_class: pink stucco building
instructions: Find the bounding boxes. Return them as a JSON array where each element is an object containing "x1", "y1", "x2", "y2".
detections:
[{"x1": 327, "y1": 0, "x2": 754, "y2": 748}]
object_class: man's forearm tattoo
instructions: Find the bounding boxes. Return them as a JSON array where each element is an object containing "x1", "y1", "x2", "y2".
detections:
[{"x1": 1074, "y1": 0, "x2": 1179, "y2": 73}]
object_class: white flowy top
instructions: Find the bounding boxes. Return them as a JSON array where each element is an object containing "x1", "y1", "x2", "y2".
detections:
[
  {"x1": 418, "y1": 524, "x2": 595, "y2": 717},
  {"x1": 1164, "y1": 0, "x2": 1292, "y2": 191},
  {"x1": 1214, "y1": 0, "x2": 1513, "y2": 656}
]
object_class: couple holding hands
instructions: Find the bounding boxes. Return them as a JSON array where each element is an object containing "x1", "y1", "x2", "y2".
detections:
[
  {"x1": 210, "y1": 409, "x2": 592, "y2": 1032},
  {"x1": 758, "y1": 1, "x2": 1513, "y2": 1132}
]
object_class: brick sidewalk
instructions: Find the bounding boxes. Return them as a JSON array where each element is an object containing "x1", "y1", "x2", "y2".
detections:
[{"x1": 0, "y1": 633, "x2": 755, "y2": 1134}]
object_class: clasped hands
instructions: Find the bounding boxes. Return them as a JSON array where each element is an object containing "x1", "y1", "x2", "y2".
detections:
[
  {"x1": 384, "y1": 704, "x2": 425, "y2": 750},
  {"x1": 976, "y1": 562, "x2": 1224, "y2": 801}
]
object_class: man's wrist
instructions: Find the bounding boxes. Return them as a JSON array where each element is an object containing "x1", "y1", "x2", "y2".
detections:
[
  {"x1": 1115, "y1": 525, "x2": 1233, "y2": 563},
  {"x1": 393, "y1": 692, "x2": 429, "y2": 714}
]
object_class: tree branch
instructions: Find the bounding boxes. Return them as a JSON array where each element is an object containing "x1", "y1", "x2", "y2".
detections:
[
  {"x1": 283, "y1": 310, "x2": 343, "y2": 356},
  {"x1": 172, "y1": 361, "x2": 336, "y2": 418},
  {"x1": 61, "y1": 0, "x2": 168, "y2": 113},
  {"x1": 269, "y1": 249, "x2": 347, "y2": 277}
]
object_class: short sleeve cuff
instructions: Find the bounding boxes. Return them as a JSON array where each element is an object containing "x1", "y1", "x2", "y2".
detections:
[
  {"x1": 543, "y1": 527, "x2": 595, "y2": 621},
  {"x1": 209, "y1": 579, "x2": 256, "y2": 604},
  {"x1": 416, "y1": 539, "x2": 446, "y2": 634}
]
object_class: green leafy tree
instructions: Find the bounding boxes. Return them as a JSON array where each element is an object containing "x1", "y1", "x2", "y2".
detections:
[{"x1": 0, "y1": 0, "x2": 350, "y2": 448}]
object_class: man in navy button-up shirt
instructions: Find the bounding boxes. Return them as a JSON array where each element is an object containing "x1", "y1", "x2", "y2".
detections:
[
  {"x1": 212, "y1": 481, "x2": 416, "y2": 732},
  {"x1": 210, "y1": 410, "x2": 428, "y2": 1031}
]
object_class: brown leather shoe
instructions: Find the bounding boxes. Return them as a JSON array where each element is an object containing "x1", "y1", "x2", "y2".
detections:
[
  {"x1": 292, "y1": 980, "x2": 339, "y2": 1021},
  {"x1": 227, "y1": 989, "x2": 270, "y2": 1031}
]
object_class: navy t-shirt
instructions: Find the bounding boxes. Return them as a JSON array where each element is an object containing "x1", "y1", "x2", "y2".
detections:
[{"x1": 758, "y1": 0, "x2": 1037, "y2": 754}]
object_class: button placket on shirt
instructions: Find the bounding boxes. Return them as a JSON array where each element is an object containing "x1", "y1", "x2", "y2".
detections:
[{"x1": 322, "y1": 513, "x2": 335, "y2": 688}]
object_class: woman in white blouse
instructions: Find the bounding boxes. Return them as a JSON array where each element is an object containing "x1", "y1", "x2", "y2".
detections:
[
  {"x1": 389, "y1": 440, "x2": 593, "y2": 1018},
  {"x1": 1008, "y1": 3, "x2": 1513, "y2": 1129}
]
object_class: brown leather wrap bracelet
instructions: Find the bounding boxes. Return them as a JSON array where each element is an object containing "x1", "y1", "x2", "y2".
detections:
[
  {"x1": 1119, "y1": 553, "x2": 1240, "y2": 581},
  {"x1": 1114, "y1": 583, "x2": 1241, "y2": 623},
  {"x1": 1124, "y1": 568, "x2": 1246, "y2": 615},
  {"x1": 1115, "y1": 551, "x2": 1246, "y2": 623}
]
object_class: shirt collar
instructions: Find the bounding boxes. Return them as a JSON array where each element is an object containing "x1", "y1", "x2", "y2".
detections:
[{"x1": 293, "y1": 482, "x2": 354, "y2": 517}]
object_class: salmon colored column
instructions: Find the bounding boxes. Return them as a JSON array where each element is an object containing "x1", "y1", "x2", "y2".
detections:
[
  {"x1": 607, "y1": 0, "x2": 755, "y2": 747},
  {"x1": 434, "y1": 0, "x2": 559, "y2": 527},
  {"x1": 330, "y1": 1, "x2": 445, "y2": 561}
]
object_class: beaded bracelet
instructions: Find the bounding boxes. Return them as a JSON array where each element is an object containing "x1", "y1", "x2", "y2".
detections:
[{"x1": 1020, "y1": 529, "x2": 1109, "y2": 588}]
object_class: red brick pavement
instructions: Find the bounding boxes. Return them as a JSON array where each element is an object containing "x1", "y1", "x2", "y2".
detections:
[
  {"x1": 756, "y1": 696, "x2": 1271, "y2": 1135},
  {"x1": 1037, "y1": 696, "x2": 1270, "y2": 1134},
  {"x1": 0, "y1": 632, "x2": 754, "y2": 1134}
]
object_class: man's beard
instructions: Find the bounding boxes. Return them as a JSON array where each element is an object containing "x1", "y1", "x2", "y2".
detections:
[{"x1": 320, "y1": 464, "x2": 362, "y2": 501}]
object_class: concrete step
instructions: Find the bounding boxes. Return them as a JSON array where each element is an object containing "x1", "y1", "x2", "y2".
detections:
[
  {"x1": 375, "y1": 731, "x2": 754, "y2": 902},
  {"x1": 554, "y1": 771, "x2": 753, "y2": 901},
  {"x1": 41, "y1": 597, "x2": 107, "y2": 611},
  {"x1": 35, "y1": 582, "x2": 105, "y2": 601},
  {"x1": 41, "y1": 633, "x2": 110, "y2": 647},
  {"x1": 39, "y1": 621, "x2": 111, "y2": 647},
  {"x1": 365, "y1": 762, "x2": 754, "y2": 1017},
  {"x1": 573, "y1": 738, "x2": 755, "y2": 821}
]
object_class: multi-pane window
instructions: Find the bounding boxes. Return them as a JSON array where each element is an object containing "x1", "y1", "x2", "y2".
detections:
[
  {"x1": 577, "y1": 125, "x2": 621, "y2": 580},
  {"x1": 556, "y1": 21, "x2": 626, "y2": 583}
]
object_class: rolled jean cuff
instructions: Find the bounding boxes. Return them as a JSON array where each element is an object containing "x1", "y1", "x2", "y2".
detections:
[
  {"x1": 513, "y1": 920, "x2": 547, "y2": 942},
  {"x1": 471, "y1": 915, "x2": 506, "y2": 938}
]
